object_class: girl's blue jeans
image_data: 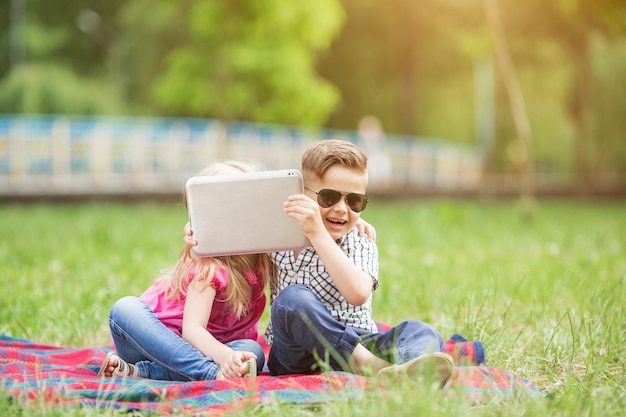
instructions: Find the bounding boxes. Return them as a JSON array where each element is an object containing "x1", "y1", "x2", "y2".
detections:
[
  {"x1": 108, "y1": 295, "x2": 265, "y2": 381},
  {"x1": 267, "y1": 284, "x2": 444, "y2": 376}
]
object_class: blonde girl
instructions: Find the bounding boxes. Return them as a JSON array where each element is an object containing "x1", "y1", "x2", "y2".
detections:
[{"x1": 98, "y1": 161, "x2": 271, "y2": 380}]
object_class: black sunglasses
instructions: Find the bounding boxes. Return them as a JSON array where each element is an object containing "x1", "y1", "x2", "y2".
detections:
[{"x1": 305, "y1": 187, "x2": 369, "y2": 213}]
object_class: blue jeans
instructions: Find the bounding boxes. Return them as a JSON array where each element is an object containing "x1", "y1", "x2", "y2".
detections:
[
  {"x1": 268, "y1": 285, "x2": 444, "y2": 376},
  {"x1": 108, "y1": 296, "x2": 265, "y2": 381}
]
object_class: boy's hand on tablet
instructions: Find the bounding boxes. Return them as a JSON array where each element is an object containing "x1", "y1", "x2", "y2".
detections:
[{"x1": 284, "y1": 194, "x2": 326, "y2": 239}]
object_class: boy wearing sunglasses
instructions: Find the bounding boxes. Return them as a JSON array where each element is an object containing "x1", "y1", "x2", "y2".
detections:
[{"x1": 266, "y1": 139, "x2": 454, "y2": 387}]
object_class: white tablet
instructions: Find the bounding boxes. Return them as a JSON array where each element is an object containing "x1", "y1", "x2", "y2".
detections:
[{"x1": 185, "y1": 169, "x2": 308, "y2": 257}]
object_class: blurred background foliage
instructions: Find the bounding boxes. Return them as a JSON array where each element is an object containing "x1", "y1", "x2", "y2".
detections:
[{"x1": 0, "y1": 0, "x2": 624, "y2": 184}]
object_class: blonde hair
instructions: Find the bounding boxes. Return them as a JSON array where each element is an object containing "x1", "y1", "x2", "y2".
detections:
[
  {"x1": 301, "y1": 139, "x2": 368, "y2": 181},
  {"x1": 159, "y1": 160, "x2": 272, "y2": 319}
]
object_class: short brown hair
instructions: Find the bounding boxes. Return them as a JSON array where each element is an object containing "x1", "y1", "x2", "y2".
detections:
[{"x1": 301, "y1": 139, "x2": 368, "y2": 180}]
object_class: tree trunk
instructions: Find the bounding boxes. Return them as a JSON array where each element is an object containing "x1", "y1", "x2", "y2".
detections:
[
  {"x1": 568, "y1": 36, "x2": 592, "y2": 196},
  {"x1": 483, "y1": 0, "x2": 535, "y2": 219}
]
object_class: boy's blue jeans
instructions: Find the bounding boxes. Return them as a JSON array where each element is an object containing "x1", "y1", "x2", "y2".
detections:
[
  {"x1": 268, "y1": 284, "x2": 444, "y2": 376},
  {"x1": 108, "y1": 296, "x2": 265, "y2": 381}
]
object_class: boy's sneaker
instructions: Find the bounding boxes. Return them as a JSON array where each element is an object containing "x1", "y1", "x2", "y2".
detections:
[{"x1": 377, "y1": 352, "x2": 454, "y2": 388}]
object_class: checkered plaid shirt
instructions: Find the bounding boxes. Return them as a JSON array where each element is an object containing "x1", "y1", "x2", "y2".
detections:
[{"x1": 264, "y1": 227, "x2": 379, "y2": 345}]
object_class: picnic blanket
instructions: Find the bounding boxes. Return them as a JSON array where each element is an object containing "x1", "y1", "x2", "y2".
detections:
[{"x1": 0, "y1": 333, "x2": 545, "y2": 415}]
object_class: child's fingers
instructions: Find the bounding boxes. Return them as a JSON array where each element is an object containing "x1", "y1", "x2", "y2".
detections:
[
  {"x1": 236, "y1": 355, "x2": 257, "y2": 376},
  {"x1": 224, "y1": 352, "x2": 257, "y2": 378},
  {"x1": 285, "y1": 194, "x2": 317, "y2": 208},
  {"x1": 222, "y1": 360, "x2": 240, "y2": 378},
  {"x1": 240, "y1": 352, "x2": 257, "y2": 361}
]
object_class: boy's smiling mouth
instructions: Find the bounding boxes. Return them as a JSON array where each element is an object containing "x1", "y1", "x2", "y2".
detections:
[{"x1": 326, "y1": 217, "x2": 347, "y2": 229}]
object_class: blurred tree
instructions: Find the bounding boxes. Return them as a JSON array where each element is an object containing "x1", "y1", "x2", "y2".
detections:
[
  {"x1": 119, "y1": 0, "x2": 344, "y2": 125},
  {"x1": 319, "y1": 0, "x2": 499, "y2": 143},
  {"x1": 319, "y1": 0, "x2": 626, "y2": 186},
  {"x1": 0, "y1": 63, "x2": 124, "y2": 114},
  {"x1": 483, "y1": 0, "x2": 534, "y2": 215},
  {"x1": 318, "y1": 0, "x2": 454, "y2": 136},
  {"x1": 498, "y1": 0, "x2": 626, "y2": 189},
  {"x1": 0, "y1": 0, "x2": 127, "y2": 114},
  {"x1": 590, "y1": 35, "x2": 626, "y2": 177}
]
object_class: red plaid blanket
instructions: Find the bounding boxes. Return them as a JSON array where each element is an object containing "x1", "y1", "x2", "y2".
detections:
[{"x1": 0, "y1": 334, "x2": 544, "y2": 415}]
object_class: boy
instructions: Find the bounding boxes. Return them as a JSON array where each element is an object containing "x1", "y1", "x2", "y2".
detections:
[{"x1": 266, "y1": 139, "x2": 454, "y2": 386}]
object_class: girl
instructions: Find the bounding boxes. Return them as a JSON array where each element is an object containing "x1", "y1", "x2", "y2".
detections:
[{"x1": 98, "y1": 161, "x2": 270, "y2": 381}]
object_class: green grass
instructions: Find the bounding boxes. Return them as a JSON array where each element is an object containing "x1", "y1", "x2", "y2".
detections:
[{"x1": 1, "y1": 199, "x2": 624, "y2": 416}]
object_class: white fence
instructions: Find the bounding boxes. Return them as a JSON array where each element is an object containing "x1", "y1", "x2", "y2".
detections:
[{"x1": 0, "y1": 115, "x2": 483, "y2": 197}]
